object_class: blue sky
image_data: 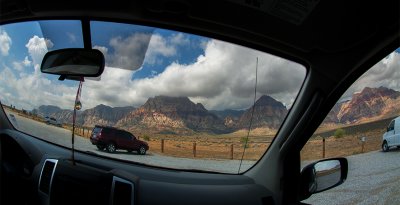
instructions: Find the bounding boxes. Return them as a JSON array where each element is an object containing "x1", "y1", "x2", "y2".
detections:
[
  {"x1": 0, "y1": 20, "x2": 206, "y2": 81},
  {"x1": 1, "y1": 19, "x2": 399, "y2": 112},
  {"x1": 0, "y1": 20, "x2": 310, "y2": 111},
  {"x1": 1, "y1": 20, "x2": 399, "y2": 112}
]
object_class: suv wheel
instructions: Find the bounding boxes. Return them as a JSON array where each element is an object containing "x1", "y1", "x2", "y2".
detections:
[
  {"x1": 106, "y1": 143, "x2": 116, "y2": 153},
  {"x1": 138, "y1": 146, "x2": 146, "y2": 155}
]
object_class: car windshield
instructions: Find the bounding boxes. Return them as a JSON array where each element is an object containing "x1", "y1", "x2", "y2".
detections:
[{"x1": 0, "y1": 20, "x2": 306, "y2": 174}]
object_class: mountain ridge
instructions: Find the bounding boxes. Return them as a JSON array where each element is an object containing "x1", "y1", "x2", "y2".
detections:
[
  {"x1": 324, "y1": 86, "x2": 400, "y2": 125},
  {"x1": 34, "y1": 87, "x2": 400, "y2": 135}
]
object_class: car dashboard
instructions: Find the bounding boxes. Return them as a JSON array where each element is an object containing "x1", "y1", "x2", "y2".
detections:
[{"x1": 0, "y1": 129, "x2": 275, "y2": 205}]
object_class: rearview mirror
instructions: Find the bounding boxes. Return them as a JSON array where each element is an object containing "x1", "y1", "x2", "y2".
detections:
[
  {"x1": 41, "y1": 48, "x2": 105, "y2": 78},
  {"x1": 299, "y1": 158, "x2": 348, "y2": 201}
]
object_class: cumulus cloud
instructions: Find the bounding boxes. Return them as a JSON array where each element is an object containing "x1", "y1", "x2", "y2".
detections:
[
  {"x1": 342, "y1": 51, "x2": 400, "y2": 100},
  {"x1": 12, "y1": 62, "x2": 24, "y2": 71},
  {"x1": 25, "y1": 36, "x2": 54, "y2": 71},
  {"x1": 170, "y1": 33, "x2": 190, "y2": 46},
  {"x1": 0, "y1": 30, "x2": 12, "y2": 56},
  {"x1": 3, "y1": 35, "x2": 306, "y2": 111},
  {"x1": 0, "y1": 65, "x2": 77, "y2": 110},
  {"x1": 23, "y1": 56, "x2": 32, "y2": 66},
  {"x1": 80, "y1": 39, "x2": 306, "y2": 110},
  {"x1": 11, "y1": 57, "x2": 32, "y2": 71},
  {"x1": 144, "y1": 34, "x2": 178, "y2": 65}
]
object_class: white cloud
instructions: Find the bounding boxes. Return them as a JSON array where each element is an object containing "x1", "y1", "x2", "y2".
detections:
[
  {"x1": 170, "y1": 33, "x2": 190, "y2": 46},
  {"x1": 11, "y1": 57, "x2": 32, "y2": 71},
  {"x1": 342, "y1": 51, "x2": 400, "y2": 100},
  {"x1": 81, "y1": 39, "x2": 305, "y2": 110},
  {"x1": 144, "y1": 34, "x2": 177, "y2": 65},
  {"x1": 12, "y1": 62, "x2": 24, "y2": 71},
  {"x1": 22, "y1": 56, "x2": 32, "y2": 66},
  {"x1": 0, "y1": 65, "x2": 77, "y2": 110},
  {"x1": 2, "y1": 36, "x2": 305, "y2": 111},
  {"x1": 0, "y1": 30, "x2": 12, "y2": 56},
  {"x1": 25, "y1": 36, "x2": 54, "y2": 72}
]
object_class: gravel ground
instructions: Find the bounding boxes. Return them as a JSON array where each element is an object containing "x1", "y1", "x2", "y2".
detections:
[
  {"x1": 7, "y1": 111, "x2": 255, "y2": 174},
  {"x1": 303, "y1": 149, "x2": 400, "y2": 205}
]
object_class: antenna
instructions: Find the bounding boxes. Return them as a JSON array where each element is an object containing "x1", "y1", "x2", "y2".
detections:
[
  {"x1": 238, "y1": 57, "x2": 258, "y2": 174},
  {"x1": 72, "y1": 78, "x2": 84, "y2": 165}
]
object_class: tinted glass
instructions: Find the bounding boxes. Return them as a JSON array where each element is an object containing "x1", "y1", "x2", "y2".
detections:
[{"x1": 389, "y1": 121, "x2": 395, "y2": 131}]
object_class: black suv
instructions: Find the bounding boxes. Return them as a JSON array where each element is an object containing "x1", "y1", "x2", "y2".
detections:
[{"x1": 90, "y1": 125, "x2": 149, "y2": 154}]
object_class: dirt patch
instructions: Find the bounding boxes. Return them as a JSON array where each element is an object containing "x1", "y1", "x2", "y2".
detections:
[{"x1": 301, "y1": 129, "x2": 384, "y2": 161}]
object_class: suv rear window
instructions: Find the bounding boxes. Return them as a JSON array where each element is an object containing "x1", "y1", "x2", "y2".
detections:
[{"x1": 93, "y1": 127, "x2": 102, "y2": 134}]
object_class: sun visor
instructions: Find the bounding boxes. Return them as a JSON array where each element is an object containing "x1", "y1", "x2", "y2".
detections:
[{"x1": 90, "y1": 21, "x2": 155, "y2": 71}]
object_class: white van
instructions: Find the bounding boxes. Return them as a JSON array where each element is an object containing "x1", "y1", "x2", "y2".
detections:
[{"x1": 382, "y1": 116, "x2": 400, "y2": 152}]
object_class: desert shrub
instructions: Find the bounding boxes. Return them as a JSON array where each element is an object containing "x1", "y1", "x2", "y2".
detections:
[
  {"x1": 334, "y1": 128, "x2": 345, "y2": 138},
  {"x1": 142, "y1": 134, "x2": 150, "y2": 141}
]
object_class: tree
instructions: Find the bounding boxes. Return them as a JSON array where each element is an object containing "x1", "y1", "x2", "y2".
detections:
[{"x1": 334, "y1": 128, "x2": 345, "y2": 138}]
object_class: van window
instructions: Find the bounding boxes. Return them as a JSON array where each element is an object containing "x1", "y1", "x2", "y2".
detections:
[{"x1": 388, "y1": 120, "x2": 395, "y2": 131}]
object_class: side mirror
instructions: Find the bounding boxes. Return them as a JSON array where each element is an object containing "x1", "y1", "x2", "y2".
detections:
[
  {"x1": 299, "y1": 158, "x2": 348, "y2": 201},
  {"x1": 41, "y1": 48, "x2": 105, "y2": 79}
]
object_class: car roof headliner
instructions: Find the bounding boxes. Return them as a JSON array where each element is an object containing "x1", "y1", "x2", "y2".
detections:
[{"x1": 0, "y1": 0, "x2": 399, "y2": 91}]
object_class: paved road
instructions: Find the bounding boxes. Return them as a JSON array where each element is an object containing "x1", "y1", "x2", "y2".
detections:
[
  {"x1": 5, "y1": 111, "x2": 255, "y2": 174},
  {"x1": 303, "y1": 150, "x2": 400, "y2": 205}
]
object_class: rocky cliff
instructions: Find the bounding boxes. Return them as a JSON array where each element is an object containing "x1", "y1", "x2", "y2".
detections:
[{"x1": 236, "y1": 95, "x2": 288, "y2": 129}]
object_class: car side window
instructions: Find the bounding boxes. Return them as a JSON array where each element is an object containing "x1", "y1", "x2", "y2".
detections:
[
  {"x1": 119, "y1": 131, "x2": 132, "y2": 140},
  {"x1": 102, "y1": 128, "x2": 111, "y2": 134},
  {"x1": 388, "y1": 121, "x2": 395, "y2": 131},
  {"x1": 301, "y1": 48, "x2": 400, "y2": 204}
]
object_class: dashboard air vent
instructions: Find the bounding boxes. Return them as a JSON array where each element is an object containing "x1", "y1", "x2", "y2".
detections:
[
  {"x1": 111, "y1": 176, "x2": 134, "y2": 205},
  {"x1": 39, "y1": 159, "x2": 58, "y2": 195}
]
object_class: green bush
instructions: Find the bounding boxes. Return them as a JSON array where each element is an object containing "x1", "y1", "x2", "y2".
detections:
[
  {"x1": 334, "y1": 128, "x2": 345, "y2": 138},
  {"x1": 142, "y1": 134, "x2": 150, "y2": 141}
]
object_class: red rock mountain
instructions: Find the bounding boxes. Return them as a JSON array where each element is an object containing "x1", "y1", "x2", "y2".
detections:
[
  {"x1": 116, "y1": 96, "x2": 228, "y2": 134},
  {"x1": 80, "y1": 104, "x2": 136, "y2": 127},
  {"x1": 236, "y1": 95, "x2": 288, "y2": 129},
  {"x1": 326, "y1": 87, "x2": 400, "y2": 124}
]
